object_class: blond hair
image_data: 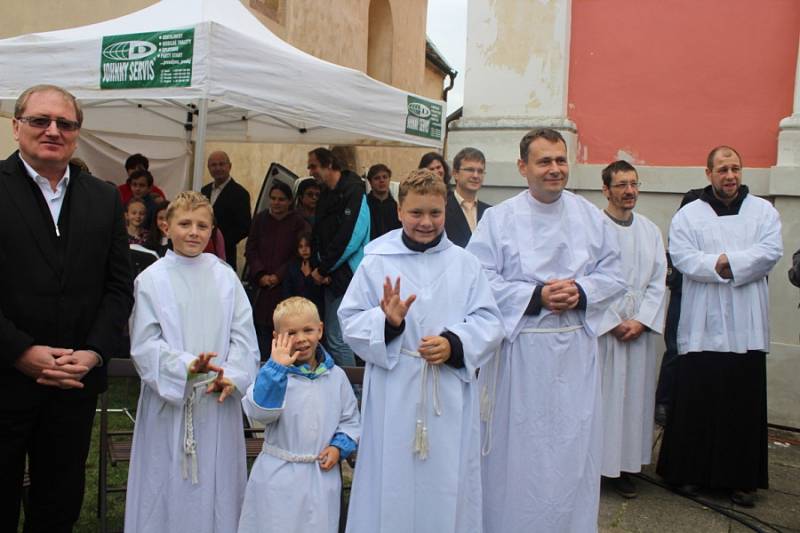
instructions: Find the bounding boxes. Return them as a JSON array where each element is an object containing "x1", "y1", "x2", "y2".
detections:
[
  {"x1": 166, "y1": 191, "x2": 215, "y2": 223},
  {"x1": 273, "y1": 297, "x2": 321, "y2": 330},
  {"x1": 398, "y1": 168, "x2": 447, "y2": 204}
]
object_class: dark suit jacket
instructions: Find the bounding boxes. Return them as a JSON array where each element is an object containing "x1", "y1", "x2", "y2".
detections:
[
  {"x1": 202, "y1": 178, "x2": 252, "y2": 270},
  {"x1": 444, "y1": 190, "x2": 490, "y2": 248},
  {"x1": 0, "y1": 153, "x2": 133, "y2": 396}
]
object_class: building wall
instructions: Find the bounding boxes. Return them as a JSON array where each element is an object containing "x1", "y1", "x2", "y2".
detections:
[
  {"x1": 0, "y1": 0, "x2": 155, "y2": 39},
  {"x1": 568, "y1": 0, "x2": 800, "y2": 167}
]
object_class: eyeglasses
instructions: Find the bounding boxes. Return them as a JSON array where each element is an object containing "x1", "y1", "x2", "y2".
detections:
[
  {"x1": 459, "y1": 167, "x2": 485, "y2": 176},
  {"x1": 15, "y1": 115, "x2": 81, "y2": 132},
  {"x1": 610, "y1": 181, "x2": 641, "y2": 190}
]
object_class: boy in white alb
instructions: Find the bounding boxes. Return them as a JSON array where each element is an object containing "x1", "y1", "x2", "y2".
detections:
[
  {"x1": 338, "y1": 169, "x2": 504, "y2": 533},
  {"x1": 126, "y1": 191, "x2": 260, "y2": 533},
  {"x1": 239, "y1": 297, "x2": 360, "y2": 533}
]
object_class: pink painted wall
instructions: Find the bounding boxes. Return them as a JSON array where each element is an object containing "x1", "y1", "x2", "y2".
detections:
[{"x1": 568, "y1": 0, "x2": 800, "y2": 167}]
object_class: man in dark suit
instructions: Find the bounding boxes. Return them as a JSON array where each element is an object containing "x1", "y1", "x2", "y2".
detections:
[
  {"x1": 0, "y1": 85, "x2": 133, "y2": 532},
  {"x1": 201, "y1": 150, "x2": 252, "y2": 270},
  {"x1": 445, "y1": 147, "x2": 491, "y2": 247}
]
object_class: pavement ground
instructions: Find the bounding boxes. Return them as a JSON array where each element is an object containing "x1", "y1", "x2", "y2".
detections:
[{"x1": 599, "y1": 428, "x2": 800, "y2": 532}]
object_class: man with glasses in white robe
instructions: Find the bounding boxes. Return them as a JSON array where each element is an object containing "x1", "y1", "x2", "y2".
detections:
[{"x1": 596, "y1": 160, "x2": 667, "y2": 499}]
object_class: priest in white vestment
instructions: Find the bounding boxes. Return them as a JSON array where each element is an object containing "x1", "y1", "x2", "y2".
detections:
[
  {"x1": 339, "y1": 170, "x2": 504, "y2": 533},
  {"x1": 467, "y1": 129, "x2": 624, "y2": 533},
  {"x1": 595, "y1": 161, "x2": 667, "y2": 499},
  {"x1": 126, "y1": 192, "x2": 260, "y2": 533},
  {"x1": 657, "y1": 146, "x2": 782, "y2": 508}
]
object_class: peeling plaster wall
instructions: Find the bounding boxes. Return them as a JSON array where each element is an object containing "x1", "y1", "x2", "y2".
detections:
[
  {"x1": 568, "y1": 0, "x2": 800, "y2": 167},
  {"x1": 463, "y1": 0, "x2": 570, "y2": 118}
]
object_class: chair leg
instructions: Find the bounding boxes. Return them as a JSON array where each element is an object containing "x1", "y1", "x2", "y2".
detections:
[
  {"x1": 98, "y1": 391, "x2": 109, "y2": 533},
  {"x1": 21, "y1": 471, "x2": 31, "y2": 520}
]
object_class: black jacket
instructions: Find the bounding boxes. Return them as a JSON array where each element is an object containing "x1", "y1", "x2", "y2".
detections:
[
  {"x1": 201, "y1": 178, "x2": 252, "y2": 270},
  {"x1": 366, "y1": 192, "x2": 401, "y2": 240},
  {"x1": 0, "y1": 153, "x2": 134, "y2": 395},
  {"x1": 444, "y1": 190, "x2": 490, "y2": 248},
  {"x1": 311, "y1": 171, "x2": 368, "y2": 295}
]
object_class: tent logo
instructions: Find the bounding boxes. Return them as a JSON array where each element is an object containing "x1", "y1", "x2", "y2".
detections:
[
  {"x1": 408, "y1": 101, "x2": 432, "y2": 119},
  {"x1": 102, "y1": 40, "x2": 157, "y2": 61},
  {"x1": 405, "y1": 95, "x2": 442, "y2": 140}
]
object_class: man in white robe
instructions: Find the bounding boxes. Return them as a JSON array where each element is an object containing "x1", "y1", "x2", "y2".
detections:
[
  {"x1": 657, "y1": 146, "x2": 782, "y2": 507},
  {"x1": 596, "y1": 161, "x2": 667, "y2": 498},
  {"x1": 467, "y1": 128, "x2": 624, "y2": 533},
  {"x1": 339, "y1": 169, "x2": 504, "y2": 533},
  {"x1": 126, "y1": 250, "x2": 260, "y2": 532}
]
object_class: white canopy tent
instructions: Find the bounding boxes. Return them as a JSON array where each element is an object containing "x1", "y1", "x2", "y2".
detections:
[{"x1": 0, "y1": 0, "x2": 444, "y2": 192}]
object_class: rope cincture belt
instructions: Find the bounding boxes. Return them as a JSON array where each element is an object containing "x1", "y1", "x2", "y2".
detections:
[
  {"x1": 479, "y1": 324, "x2": 585, "y2": 456},
  {"x1": 401, "y1": 348, "x2": 442, "y2": 460},
  {"x1": 183, "y1": 374, "x2": 217, "y2": 484},
  {"x1": 261, "y1": 443, "x2": 319, "y2": 463}
]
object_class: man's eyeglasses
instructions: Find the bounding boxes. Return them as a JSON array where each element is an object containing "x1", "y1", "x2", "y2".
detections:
[
  {"x1": 459, "y1": 167, "x2": 485, "y2": 176},
  {"x1": 610, "y1": 181, "x2": 641, "y2": 190},
  {"x1": 16, "y1": 115, "x2": 81, "y2": 132}
]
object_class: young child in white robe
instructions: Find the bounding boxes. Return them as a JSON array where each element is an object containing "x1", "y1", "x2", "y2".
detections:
[
  {"x1": 238, "y1": 297, "x2": 360, "y2": 533},
  {"x1": 338, "y1": 169, "x2": 504, "y2": 533},
  {"x1": 126, "y1": 191, "x2": 260, "y2": 533}
]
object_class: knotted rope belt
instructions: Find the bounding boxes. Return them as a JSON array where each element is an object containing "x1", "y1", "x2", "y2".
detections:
[
  {"x1": 182, "y1": 374, "x2": 218, "y2": 484},
  {"x1": 261, "y1": 443, "x2": 319, "y2": 463},
  {"x1": 401, "y1": 348, "x2": 442, "y2": 460}
]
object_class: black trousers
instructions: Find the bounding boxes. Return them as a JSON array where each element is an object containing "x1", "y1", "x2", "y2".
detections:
[
  {"x1": 655, "y1": 288, "x2": 681, "y2": 408},
  {"x1": 0, "y1": 388, "x2": 97, "y2": 533},
  {"x1": 656, "y1": 351, "x2": 768, "y2": 491}
]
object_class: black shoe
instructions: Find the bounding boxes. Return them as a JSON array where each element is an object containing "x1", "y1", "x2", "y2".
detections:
[
  {"x1": 678, "y1": 483, "x2": 700, "y2": 497},
  {"x1": 731, "y1": 489, "x2": 756, "y2": 507},
  {"x1": 612, "y1": 473, "x2": 638, "y2": 499},
  {"x1": 654, "y1": 404, "x2": 668, "y2": 426}
]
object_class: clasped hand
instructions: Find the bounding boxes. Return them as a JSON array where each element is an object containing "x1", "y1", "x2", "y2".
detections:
[
  {"x1": 259, "y1": 273, "x2": 280, "y2": 289},
  {"x1": 541, "y1": 279, "x2": 580, "y2": 313},
  {"x1": 311, "y1": 268, "x2": 332, "y2": 286},
  {"x1": 715, "y1": 253, "x2": 732, "y2": 279},
  {"x1": 14, "y1": 345, "x2": 97, "y2": 389},
  {"x1": 189, "y1": 352, "x2": 235, "y2": 403},
  {"x1": 610, "y1": 319, "x2": 646, "y2": 342}
]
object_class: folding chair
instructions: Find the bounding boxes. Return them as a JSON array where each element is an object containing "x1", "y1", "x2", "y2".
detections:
[
  {"x1": 339, "y1": 366, "x2": 364, "y2": 533},
  {"x1": 97, "y1": 358, "x2": 139, "y2": 533}
]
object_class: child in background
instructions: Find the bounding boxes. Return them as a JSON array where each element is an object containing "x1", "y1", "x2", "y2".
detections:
[
  {"x1": 282, "y1": 231, "x2": 323, "y2": 313},
  {"x1": 125, "y1": 198, "x2": 149, "y2": 245},
  {"x1": 128, "y1": 169, "x2": 160, "y2": 226},
  {"x1": 145, "y1": 203, "x2": 170, "y2": 256},
  {"x1": 126, "y1": 191, "x2": 260, "y2": 533},
  {"x1": 238, "y1": 297, "x2": 360, "y2": 533},
  {"x1": 295, "y1": 179, "x2": 321, "y2": 226},
  {"x1": 338, "y1": 169, "x2": 504, "y2": 533}
]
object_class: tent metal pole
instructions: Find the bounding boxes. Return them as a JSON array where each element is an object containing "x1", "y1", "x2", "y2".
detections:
[{"x1": 191, "y1": 98, "x2": 209, "y2": 191}]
